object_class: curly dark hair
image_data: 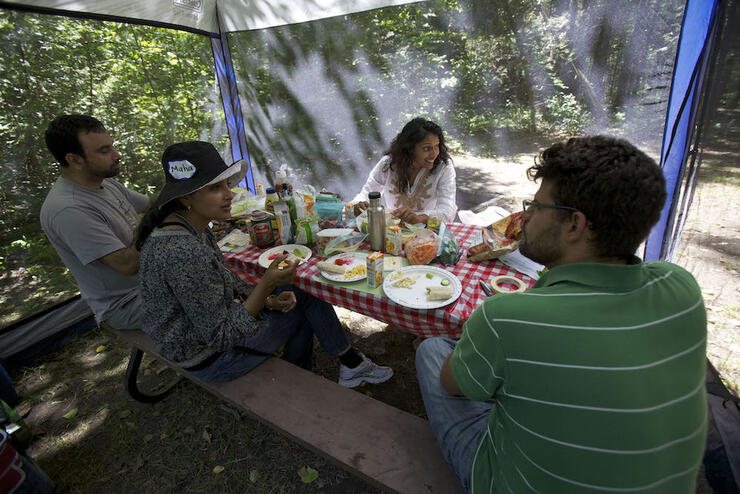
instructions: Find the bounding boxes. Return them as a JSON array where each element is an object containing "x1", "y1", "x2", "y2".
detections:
[
  {"x1": 45, "y1": 114, "x2": 106, "y2": 167},
  {"x1": 384, "y1": 117, "x2": 451, "y2": 193},
  {"x1": 527, "y1": 136, "x2": 666, "y2": 258}
]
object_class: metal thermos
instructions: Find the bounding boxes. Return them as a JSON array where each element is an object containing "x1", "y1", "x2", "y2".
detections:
[{"x1": 368, "y1": 192, "x2": 385, "y2": 251}]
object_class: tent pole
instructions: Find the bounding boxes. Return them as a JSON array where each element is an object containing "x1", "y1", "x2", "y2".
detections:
[
  {"x1": 211, "y1": 7, "x2": 255, "y2": 193},
  {"x1": 643, "y1": 0, "x2": 721, "y2": 261}
]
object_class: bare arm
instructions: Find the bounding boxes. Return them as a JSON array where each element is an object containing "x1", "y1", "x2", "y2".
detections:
[
  {"x1": 440, "y1": 353, "x2": 463, "y2": 395},
  {"x1": 98, "y1": 246, "x2": 140, "y2": 276}
]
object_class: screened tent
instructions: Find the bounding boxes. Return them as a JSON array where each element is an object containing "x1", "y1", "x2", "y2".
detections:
[{"x1": 0, "y1": 0, "x2": 731, "y2": 359}]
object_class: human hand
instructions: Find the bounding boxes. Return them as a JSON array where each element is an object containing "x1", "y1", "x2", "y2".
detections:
[
  {"x1": 263, "y1": 254, "x2": 298, "y2": 289},
  {"x1": 392, "y1": 207, "x2": 420, "y2": 224},
  {"x1": 354, "y1": 201, "x2": 369, "y2": 216},
  {"x1": 266, "y1": 291, "x2": 297, "y2": 312}
]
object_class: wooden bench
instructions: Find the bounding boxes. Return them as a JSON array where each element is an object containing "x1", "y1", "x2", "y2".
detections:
[{"x1": 109, "y1": 329, "x2": 464, "y2": 494}]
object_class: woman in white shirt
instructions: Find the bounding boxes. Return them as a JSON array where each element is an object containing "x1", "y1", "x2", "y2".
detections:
[{"x1": 352, "y1": 118, "x2": 457, "y2": 224}]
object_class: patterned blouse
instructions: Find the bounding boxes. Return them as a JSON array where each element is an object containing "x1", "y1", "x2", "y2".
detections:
[
  {"x1": 139, "y1": 227, "x2": 266, "y2": 367},
  {"x1": 352, "y1": 156, "x2": 457, "y2": 222}
]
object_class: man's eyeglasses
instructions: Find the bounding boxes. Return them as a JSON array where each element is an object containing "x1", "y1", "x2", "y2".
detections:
[{"x1": 522, "y1": 199, "x2": 579, "y2": 214}]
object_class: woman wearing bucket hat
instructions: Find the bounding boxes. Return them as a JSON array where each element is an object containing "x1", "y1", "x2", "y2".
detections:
[{"x1": 135, "y1": 141, "x2": 392, "y2": 386}]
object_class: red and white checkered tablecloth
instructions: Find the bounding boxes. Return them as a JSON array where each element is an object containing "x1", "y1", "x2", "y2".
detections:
[{"x1": 223, "y1": 223, "x2": 536, "y2": 338}]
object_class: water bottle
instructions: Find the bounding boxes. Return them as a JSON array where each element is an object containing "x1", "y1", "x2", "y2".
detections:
[{"x1": 368, "y1": 191, "x2": 385, "y2": 251}]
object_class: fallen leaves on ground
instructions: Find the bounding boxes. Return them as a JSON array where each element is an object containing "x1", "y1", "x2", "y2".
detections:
[{"x1": 298, "y1": 466, "x2": 318, "y2": 483}]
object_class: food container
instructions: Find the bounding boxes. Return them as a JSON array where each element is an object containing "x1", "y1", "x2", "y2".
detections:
[
  {"x1": 385, "y1": 225, "x2": 403, "y2": 256},
  {"x1": 366, "y1": 251, "x2": 384, "y2": 288},
  {"x1": 405, "y1": 229, "x2": 441, "y2": 265},
  {"x1": 315, "y1": 228, "x2": 354, "y2": 257},
  {"x1": 248, "y1": 209, "x2": 275, "y2": 248}
]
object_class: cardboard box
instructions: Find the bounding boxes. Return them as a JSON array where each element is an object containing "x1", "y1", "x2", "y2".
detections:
[{"x1": 366, "y1": 251, "x2": 384, "y2": 288}]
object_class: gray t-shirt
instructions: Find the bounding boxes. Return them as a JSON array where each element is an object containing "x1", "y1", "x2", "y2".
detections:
[{"x1": 40, "y1": 176, "x2": 149, "y2": 326}]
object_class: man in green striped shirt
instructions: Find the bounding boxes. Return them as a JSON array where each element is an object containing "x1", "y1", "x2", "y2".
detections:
[{"x1": 416, "y1": 136, "x2": 707, "y2": 493}]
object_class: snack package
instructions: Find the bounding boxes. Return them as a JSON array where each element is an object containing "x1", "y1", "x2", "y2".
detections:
[
  {"x1": 467, "y1": 211, "x2": 524, "y2": 262},
  {"x1": 405, "y1": 229, "x2": 441, "y2": 265},
  {"x1": 435, "y1": 223, "x2": 462, "y2": 265},
  {"x1": 312, "y1": 201, "x2": 346, "y2": 229},
  {"x1": 294, "y1": 216, "x2": 319, "y2": 245},
  {"x1": 274, "y1": 201, "x2": 294, "y2": 245},
  {"x1": 324, "y1": 231, "x2": 368, "y2": 256}
]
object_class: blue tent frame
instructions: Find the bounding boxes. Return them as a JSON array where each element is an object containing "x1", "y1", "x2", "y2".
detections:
[{"x1": 644, "y1": 0, "x2": 722, "y2": 261}]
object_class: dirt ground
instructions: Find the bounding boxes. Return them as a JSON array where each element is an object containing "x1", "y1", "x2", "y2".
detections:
[{"x1": 9, "y1": 144, "x2": 737, "y2": 492}]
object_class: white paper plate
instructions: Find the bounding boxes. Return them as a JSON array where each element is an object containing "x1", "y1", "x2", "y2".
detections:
[
  {"x1": 257, "y1": 244, "x2": 312, "y2": 269},
  {"x1": 319, "y1": 253, "x2": 367, "y2": 282},
  {"x1": 383, "y1": 265, "x2": 462, "y2": 309}
]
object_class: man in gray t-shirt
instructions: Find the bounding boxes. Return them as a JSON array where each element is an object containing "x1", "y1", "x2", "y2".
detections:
[{"x1": 40, "y1": 115, "x2": 150, "y2": 330}]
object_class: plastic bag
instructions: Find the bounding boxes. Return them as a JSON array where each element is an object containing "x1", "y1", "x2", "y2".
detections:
[
  {"x1": 312, "y1": 201, "x2": 345, "y2": 229},
  {"x1": 230, "y1": 187, "x2": 264, "y2": 218},
  {"x1": 405, "y1": 229, "x2": 440, "y2": 265},
  {"x1": 294, "y1": 216, "x2": 319, "y2": 245},
  {"x1": 324, "y1": 231, "x2": 368, "y2": 256},
  {"x1": 435, "y1": 223, "x2": 462, "y2": 265},
  {"x1": 467, "y1": 211, "x2": 524, "y2": 262}
]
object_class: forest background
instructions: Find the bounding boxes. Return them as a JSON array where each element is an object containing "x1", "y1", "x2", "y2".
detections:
[{"x1": 0, "y1": 0, "x2": 726, "y2": 331}]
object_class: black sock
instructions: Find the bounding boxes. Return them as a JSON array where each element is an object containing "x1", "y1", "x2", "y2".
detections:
[{"x1": 339, "y1": 348, "x2": 363, "y2": 369}]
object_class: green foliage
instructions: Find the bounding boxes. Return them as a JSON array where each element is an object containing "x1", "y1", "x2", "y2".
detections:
[
  {"x1": 0, "y1": 9, "x2": 228, "y2": 327},
  {"x1": 229, "y1": 0, "x2": 682, "y2": 184}
]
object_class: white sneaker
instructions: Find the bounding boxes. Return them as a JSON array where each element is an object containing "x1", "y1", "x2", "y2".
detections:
[{"x1": 338, "y1": 353, "x2": 393, "y2": 388}]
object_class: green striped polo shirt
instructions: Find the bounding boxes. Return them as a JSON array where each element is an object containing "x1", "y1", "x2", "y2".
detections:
[{"x1": 451, "y1": 259, "x2": 707, "y2": 494}]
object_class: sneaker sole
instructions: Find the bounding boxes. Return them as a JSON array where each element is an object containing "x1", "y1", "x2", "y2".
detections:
[{"x1": 338, "y1": 370, "x2": 393, "y2": 388}]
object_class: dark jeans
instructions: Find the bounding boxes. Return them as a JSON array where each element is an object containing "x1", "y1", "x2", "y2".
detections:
[{"x1": 190, "y1": 286, "x2": 350, "y2": 382}]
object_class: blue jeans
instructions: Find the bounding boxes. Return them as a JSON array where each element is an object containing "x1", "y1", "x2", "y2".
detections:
[
  {"x1": 415, "y1": 337, "x2": 494, "y2": 493},
  {"x1": 191, "y1": 287, "x2": 350, "y2": 382}
]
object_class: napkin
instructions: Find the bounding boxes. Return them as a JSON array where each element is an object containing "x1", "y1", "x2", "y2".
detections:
[
  {"x1": 218, "y1": 229, "x2": 252, "y2": 252},
  {"x1": 498, "y1": 249, "x2": 544, "y2": 280}
]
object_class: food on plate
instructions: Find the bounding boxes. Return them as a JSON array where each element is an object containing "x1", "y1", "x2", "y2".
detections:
[
  {"x1": 426, "y1": 286, "x2": 453, "y2": 301},
  {"x1": 317, "y1": 261, "x2": 346, "y2": 275},
  {"x1": 392, "y1": 274, "x2": 418, "y2": 289},
  {"x1": 344, "y1": 264, "x2": 367, "y2": 279},
  {"x1": 388, "y1": 270, "x2": 404, "y2": 282},
  {"x1": 467, "y1": 211, "x2": 524, "y2": 262},
  {"x1": 268, "y1": 248, "x2": 306, "y2": 262}
]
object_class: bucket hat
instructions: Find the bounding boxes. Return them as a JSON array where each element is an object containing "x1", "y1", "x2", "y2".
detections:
[{"x1": 155, "y1": 141, "x2": 248, "y2": 209}]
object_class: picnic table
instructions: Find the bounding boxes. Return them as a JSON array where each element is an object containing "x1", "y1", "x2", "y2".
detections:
[{"x1": 223, "y1": 222, "x2": 536, "y2": 338}]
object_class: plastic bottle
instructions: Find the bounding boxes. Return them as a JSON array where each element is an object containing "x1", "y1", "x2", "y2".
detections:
[
  {"x1": 284, "y1": 183, "x2": 297, "y2": 225},
  {"x1": 367, "y1": 191, "x2": 385, "y2": 251}
]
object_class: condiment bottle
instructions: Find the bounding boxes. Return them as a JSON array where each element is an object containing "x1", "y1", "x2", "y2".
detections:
[
  {"x1": 367, "y1": 191, "x2": 385, "y2": 251},
  {"x1": 264, "y1": 187, "x2": 280, "y2": 241}
]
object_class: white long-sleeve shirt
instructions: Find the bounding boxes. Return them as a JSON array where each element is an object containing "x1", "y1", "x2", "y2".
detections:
[{"x1": 351, "y1": 156, "x2": 457, "y2": 223}]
